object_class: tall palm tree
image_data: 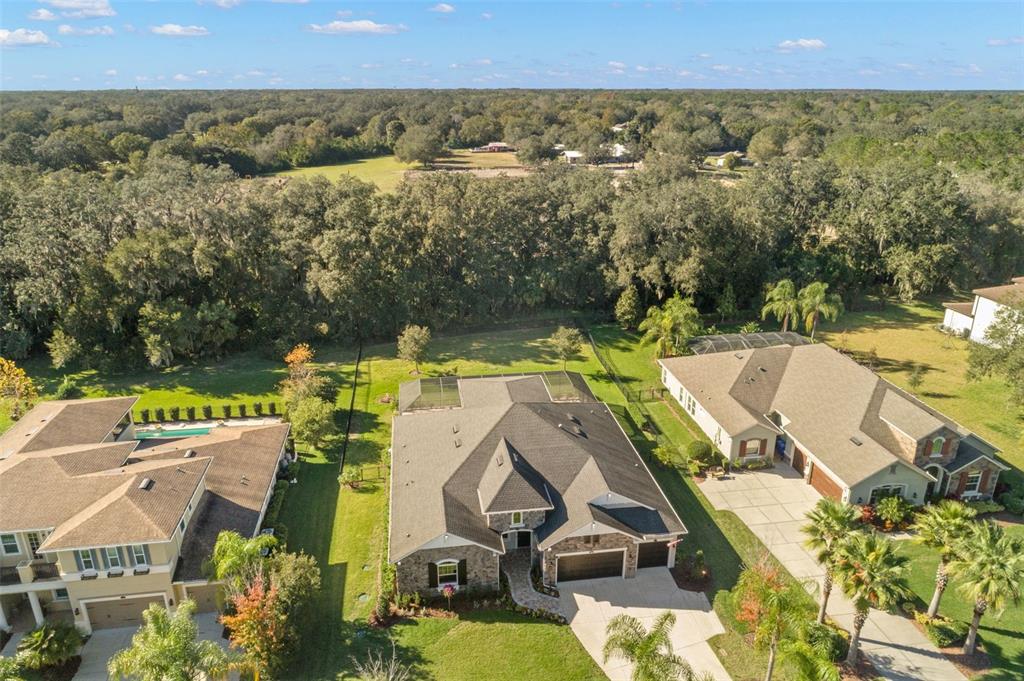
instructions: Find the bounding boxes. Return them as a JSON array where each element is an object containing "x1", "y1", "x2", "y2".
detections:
[
  {"x1": 734, "y1": 559, "x2": 810, "y2": 681},
  {"x1": 833, "y1": 533, "x2": 911, "y2": 665},
  {"x1": 948, "y1": 520, "x2": 1024, "y2": 655},
  {"x1": 16, "y1": 622, "x2": 82, "y2": 671},
  {"x1": 603, "y1": 611, "x2": 698, "y2": 681},
  {"x1": 911, "y1": 500, "x2": 977, "y2": 618},
  {"x1": 638, "y1": 294, "x2": 702, "y2": 359},
  {"x1": 797, "y1": 282, "x2": 844, "y2": 340},
  {"x1": 802, "y1": 498, "x2": 861, "y2": 624},
  {"x1": 206, "y1": 529, "x2": 277, "y2": 592},
  {"x1": 109, "y1": 600, "x2": 238, "y2": 681},
  {"x1": 761, "y1": 280, "x2": 800, "y2": 332}
]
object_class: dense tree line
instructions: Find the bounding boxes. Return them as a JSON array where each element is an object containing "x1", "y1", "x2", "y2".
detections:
[
  {"x1": 2, "y1": 143, "x2": 1021, "y2": 369},
  {"x1": 2, "y1": 90, "x2": 1022, "y2": 186}
]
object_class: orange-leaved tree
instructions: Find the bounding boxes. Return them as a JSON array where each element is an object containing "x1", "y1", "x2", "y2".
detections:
[{"x1": 220, "y1": 572, "x2": 287, "y2": 681}]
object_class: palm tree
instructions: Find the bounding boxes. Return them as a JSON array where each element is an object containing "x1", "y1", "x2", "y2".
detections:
[
  {"x1": 911, "y1": 500, "x2": 977, "y2": 618},
  {"x1": 802, "y1": 498, "x2": 861, "y2": 624},
  {"x1": 833, "y1": 533, "x2": 911, "y2": 665},
  {"x1": 639, "y1": 294, "x2": 702, "y2": 359},
  {"x1": 761, "y1": 280, "x2": 800, "y2": 332},
  {"x1": 206, "y1": 529, "x2": 277, "y2": 592},
  {"x1": 16, "y1": 622, "x2": 82, "y2": 671},
  {"x1": 948, "y1": 520, "x2": 1024, "y2": 656},
  {"x1": 797, "y1": 282, "x2": 844, "y2": 340},
  {"x1": 108, "y1": 600, "x2": 238, "y2": 681},
  {"x1": 734, "y1": 558, "x2": 810, "y2": 681},
  {"x1": 603, "y1": 611, "x2": 697, "y2": 681},
  {"x1": 778, "y1": 639, "x2": 841, "y2": 681}
]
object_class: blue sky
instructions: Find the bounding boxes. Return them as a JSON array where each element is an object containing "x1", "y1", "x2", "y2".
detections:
[{"x1": 1, "y1": 1, "x2": 1022, "y2": 90}]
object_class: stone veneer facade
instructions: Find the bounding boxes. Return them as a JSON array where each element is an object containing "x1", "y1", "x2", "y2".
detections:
[
  {"x1": 541, "y1": 532, "x2": 639, "y2": 586},
  {"x1": 948, "y1": 459, "x2": 1002, "y2": 499},
  {"x1": 395, "y1": 544, "x2": 500, "y2": 595},
  {"x1": 486, "y1": 509, "x2": 547, "y2": 533}
]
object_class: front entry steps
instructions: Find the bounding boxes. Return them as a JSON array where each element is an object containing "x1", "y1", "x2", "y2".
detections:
[{"x1": 499, "y1": 549, "x2": 563, "y2": 618}]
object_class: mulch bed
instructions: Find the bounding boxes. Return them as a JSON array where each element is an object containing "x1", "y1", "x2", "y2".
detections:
[
  {"x1": 908, "y1": 616, "x2": 991, "y2": 678},
  {"x1": 669, "y1": 564, "x2": 711, "y2": 592},
  {"x1": 992, "y1": 511, "x2": 1023, "y2": 528},
  {"x1": 36, "y1": 657, "x2": 82, "y2": 681},
  {"x1": 840, "y1": 656, "x2": 882, "y2": 680}
]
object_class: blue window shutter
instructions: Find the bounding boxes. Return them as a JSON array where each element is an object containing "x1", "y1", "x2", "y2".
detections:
[
  {"x1": 90, "y1": 549, "x2": 100, "y2": 570},
  {"x1": 116, "y1": 547, "x2": 126, "y2": 567},
  {"x1": 142, "y1": 545, "x2": 151, "y2": 564},
  {"x1": 98, "y1": 549, "x2": 108, "y2": 570},
  {"x1": 124, "y1": 546, "x2": 135, "y2": 567},
  {"x1": 74, "y1": 551, "x2": 84, "y2": 571}
]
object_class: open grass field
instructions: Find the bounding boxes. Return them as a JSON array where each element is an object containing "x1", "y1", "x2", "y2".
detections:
[
  {"x1": 896, "y1": 525, "x2": 1024, "y2": 680},
  {"x1": 435, "y1": 149, "x2": 523, "y2": 169},
  {"x1": 817, "y1": 299, "x2": 1020, "y2": 476},
  {"x1": 273, "y1": 156, "x2": 416, "y2": 192}
]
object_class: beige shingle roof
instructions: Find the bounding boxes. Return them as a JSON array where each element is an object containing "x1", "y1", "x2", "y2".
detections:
[{"x1": 0, "y1": 397, "x2": 137, "y2": 458}]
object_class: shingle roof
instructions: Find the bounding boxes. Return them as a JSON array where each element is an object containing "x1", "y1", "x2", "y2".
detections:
[
  {"x1": 942, "y1": 301, "x2": 974, "y2": 316},
  {"x1": 477, "y1": 438, "x2": 553, "y2": 514},
  {"x1": 973, "y1": 280, "x2": 1024, "y2": 305},
  {"x1": 661, "y1": 343, "x2": 978, "y2": 486},
  {"x1": 389, "y1": 374, "x2": 685, "y2": 561},
  {"x1": 0, "y1": 397, "x2": 137, "y2": 458}
]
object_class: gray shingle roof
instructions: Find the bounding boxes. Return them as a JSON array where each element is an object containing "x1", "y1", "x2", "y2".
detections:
[
  {"x1": 0, "y1": 397, "x2": 137, "y2": 458},
  {"x1": 477, "y1": 438, "x2": 553, "y2": 514},
  {"x1": 389, "y1": 374, "x2": 686, "y2": 561}
]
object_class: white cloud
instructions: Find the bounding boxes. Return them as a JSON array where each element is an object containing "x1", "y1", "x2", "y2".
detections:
[
  {"x1": 196, "y1": 69, "x2": 209, "y2": 75},
  {"x1": 199, "y1": 0, "x2": 243, "y2": 8},
  {"x1": 696, "y1": 52, "x2": 711, "y2": 59},
  {"x1": 430, "y1": 3, "x2": 455, "y2": 12},
  {"x1": 246, "y1": 69, "x2": 267, "y2": 76},
  {"x1": 635, "y1": 65, "x2": 650, "y2": 72},
  {"x1": 607, "y1": 60, "x2": 626, "y2": 69},
  {"x1": 173, "y1": 73, "x2": 192, "y2": 81},
  {"x1": 306, "y1": 20, "x2": 406, "y2": 34},
  {"x1": 0, "y1": 28, "x2": 54, "y2": 47},
  {"x1": 335, "y1": 9, "x2": 353, "y2": 17},
  {"x1": 270, "y1": 0, "x2": 308, "y2": 3},
  {"x1": 28, "y1": 8, "x2": 58, "y2": 20},
  {"x1": 104, "y1": 68, "x2": 117, "y2": 75},
  {"x1": 951, "y1": 63, "x2": 983, "y2": 76},
  {"x1": 58, "y1": 24, "x2": 114, "y2": 35},
  {"x1": 987, "y1": 36, "x2": 1023, "y2": 46},
  {"x1": 360, "y1": 62, "x2": 383, "y2": 69},
  {"x1": 777, "y1": 38, "x2": 826, "y2": 52},
  {"x1": 40, "y1": 0, "x2": 115, "y2": 19},
  {"x1": 151, "y1": 24, "x2": 210, "y2": 37},
  {"x1": 480, "y1": 12, "x2": 492, "y2": 20},
  {"x1": 857, "y1": 68, "x2": 881, "y2": 76},
  {"x1": 268, "y1": 77, "x2": 284, "y2": 84},
  {"x1": 475, "y1": 58, "x2": 492, "y2": 65}
]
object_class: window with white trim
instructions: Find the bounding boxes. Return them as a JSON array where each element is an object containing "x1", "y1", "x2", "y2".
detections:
[
  {"x1": 930, "y1": 437, "x2": 945, "y2": 458},
  {"x1": 684, "y1": 393, "x2": 696, "y2": 416},
  {"x1": 77, "y1": 550, "x2": 95, "y2": 571},
  {"x1": 130, "y1": 545, "x2": 147, "y2": 565},
  {"x1": 53, "y1": 588, "x2": 69, "y2": 601},
  {"x1": 869, "y1": 484, "x2": 906, "y2": 504},
  {"x1": 964, "y1": 472, "x2": 982, "y2": 494},
  {"x1": 510, "y1": 511, "x2": 523, "y2": 527},
  {"x1": 0, "y1": 534, "x2": 19, "y2": 555},
  {"x1": 104, "y1": 547, "x2": 122, "y2": 569},
  {"x1": 740, "y1": 439, "x2": 763, "y2": 458},
  {"x1": 436, "y1": 561, "x2": 458, "y2": 586}
]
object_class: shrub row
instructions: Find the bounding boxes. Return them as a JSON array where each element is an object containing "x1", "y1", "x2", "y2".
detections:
[
  {"x1": 998, "y1": 491, "x2": 1024, "y2": 516},
  {"x1": 915, "y1": 612, "x2": 969, "y2": 648},
  {"x1": 136, "y1": 401, "x2": 278, "y2": 423}
]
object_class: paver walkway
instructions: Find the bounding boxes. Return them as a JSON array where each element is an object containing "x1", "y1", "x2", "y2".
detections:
[
  {"x1": 559, "y1": 568, "x2": 731, "y2": 681},
  {"x1": 702, "y1": 465, "x2": 966, "y2": 681},
  {"x1": 500, "y1": 548, "x2": 563, "y2": 616}
]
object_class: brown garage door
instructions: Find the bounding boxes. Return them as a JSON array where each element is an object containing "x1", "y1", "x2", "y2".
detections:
[
  {"x1": 637, "y1": 541, "x2": 671, "y2": 569},
  {"x1": 557, "y1": 551, "x2": 624, "y2": 582},
  {"x1": 809, "y1": 463, "x2": 842, "y2": 500},
  {"x1": 87, "y1": 595, "x2": 164, "y2": 630},
  {"x1": 186, "y1": 584, "x2": 222, "y2": 613},
  {"x1": 791, "y1": 447, "x2": 806, "y2": 473}
]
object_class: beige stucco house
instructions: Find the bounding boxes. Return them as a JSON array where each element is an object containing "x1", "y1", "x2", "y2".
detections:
[
  {"x1": 660, "y1": 339, "x2": 1005, "y2": 507},
  {"x1": 0, "y1": 397, "x2": 291, "y2": 634},
  {"x1": 389, "y1": 373, "x2": 685, "y2": 596}
]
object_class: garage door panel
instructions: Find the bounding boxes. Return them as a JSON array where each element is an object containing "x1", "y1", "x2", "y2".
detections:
[
  {"x1": 792, "y1": 447, "x2": 806, "y2": 473},
  {"x1": 637, "y1": 541, "x2": 670, "y2": 569},
  {"x1": 809, "y1": 464, "x2": 842, "y2": 500},
  {"x1": 87, "y1": 595, "x2": 163, "y2": 630},
  {"x1": 557, "y1": 550, "x2": 624, "y2": 582}
]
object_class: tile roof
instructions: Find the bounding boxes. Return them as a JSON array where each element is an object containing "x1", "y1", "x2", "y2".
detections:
[
  {"x1": 661, "y1": 343, "x2": 980, "y2": 486},
  {"x1": 389, "y1": 374, "x2": 685, "y2": 562}
]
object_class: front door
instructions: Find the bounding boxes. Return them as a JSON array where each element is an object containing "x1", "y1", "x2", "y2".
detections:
[
  {"x1": 26, "y1": 532, "x2": 44, "y2": 559},
  {"x1": 504, "y1": 531, "x2": 530, "y2": 550}
]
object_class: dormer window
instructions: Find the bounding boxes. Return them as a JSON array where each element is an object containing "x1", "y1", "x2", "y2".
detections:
[
  {"x1": 511, "y1": 511, "x2": 523, "y2": 527},
  {"x1": 930, "y1": 437, "x2": 945, "y2": 458}
]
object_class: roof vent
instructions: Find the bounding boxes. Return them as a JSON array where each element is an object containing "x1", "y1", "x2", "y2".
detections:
[
  {"x1": 138, "y1": 478, "x2": 154, "y2": 491},
  {"x1": 850, "y1": 436, "x2": 863, "y2": 446},
  {"x1": 734, "y1": 353, "x2": 744, "y2": 359},
  {"x1": 568, "y1": 414, "x2": 581, "y2": 425},
  {"x1": 184, "y1": 449, "x2": 197, "y2": 458},
  {"x1": 176, "y1": 466, "x2": 185, "y2": 473},
  {"x1": 454, "y1": 438, "x2": 462, "y2": 448},
  {"x1": 758, "y1": 366, "x2": 767, "y2": 373},
  {"x1": 452, "y1": 424, "x2": 459, "y2": 434},
  {"x1": 573, "y1": 426, "x2": 586, "y2": 437}
]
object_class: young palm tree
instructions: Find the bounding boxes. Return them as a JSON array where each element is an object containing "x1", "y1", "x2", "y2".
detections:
[
  {"x1": 603, "y1": 611, "x2": 697, "y2": 681},
  {"x1": 638, "y1": 294, "x2": 702, "y2": 359},
  {"x1": 910, "y1": 500, "x2": 977, "y2": 618},
  {"x1": 734, "y1": 559, "x2": 810, "y2": 681},
  {"x1": 16, "y1": 622, "x2": 82, "y2": 671},
  {"x1": 948, "y1": 520, "x2": 1024, "y2": 656},
  {"x1": 761, "y1": 280, "x2": 800, "y2": 332},
  {"x1": 109, "y1": 600, "x2": 237, "y2": 681},
  {"x1": 833, "y1": 533, "x2": 911, "y2": 665},
  {"x1": 797, "y1": 282, "x2": 844, "y2": 340},
  {"x1": 802, "y1": 498, "x2": 861, "y2": 624},
  {"x1": 206, "y1": 529, "x2": 277, "y2": 592},
  {"x1": 778, "y1": 639, "x2": 841, "y2": 681}
]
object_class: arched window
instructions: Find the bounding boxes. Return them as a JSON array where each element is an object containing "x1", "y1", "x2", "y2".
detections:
[{"x1": 931, "y1": 437, "x2": 945, "y2": 457}]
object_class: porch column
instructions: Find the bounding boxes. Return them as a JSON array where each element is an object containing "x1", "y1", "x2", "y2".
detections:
[
  {"x1": 27, "y1": 591, "x2": 44, "y2": 626},
  {"x1": 0, "y1": 599, "x2": 10, "y2": 632}
]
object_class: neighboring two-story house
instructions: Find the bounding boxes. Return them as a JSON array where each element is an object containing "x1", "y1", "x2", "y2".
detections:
[
  {"x1": 0, "y1": 397, "x2": 291, "y2": 634},
  {"x1": 388, "y1": 373, "x2": 685, "y2": 595},
  {"x1": 660, "y1": 341, "x2": 1005, "y2": 507},
  {"x1": 943, "y1": 276, "x2": 1023, "y2": 344}
]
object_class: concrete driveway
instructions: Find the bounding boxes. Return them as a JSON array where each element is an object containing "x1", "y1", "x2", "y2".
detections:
[
  {"x1": 701, "y1": 466, "x2": 966, "y2": 681},
  {"x1": 74, "y1": 612, "x2": 229, "y2": 680},
  {"x1": 558, "y1": 567, "x2": 731, "y2": 681}
]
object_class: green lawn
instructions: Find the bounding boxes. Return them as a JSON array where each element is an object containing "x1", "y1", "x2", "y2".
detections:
[
  {"x1": 435, "y1": 149, "x2": 523, "y2": 169},
  {"x1": 895, "y1": 525, "x2": 1024, "y2": 680},
  {"x1": 273, "y1": 156, "x2": 415, "y2": 192},
  {"x1": 818, "y1": 299, "x2": 1019, "y2": 472}
]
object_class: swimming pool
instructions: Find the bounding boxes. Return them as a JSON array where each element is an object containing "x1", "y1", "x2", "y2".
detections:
[{"x1": 135, "y1": 426, "x2": 214, "y2": 440}]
